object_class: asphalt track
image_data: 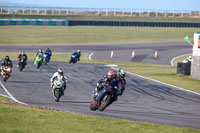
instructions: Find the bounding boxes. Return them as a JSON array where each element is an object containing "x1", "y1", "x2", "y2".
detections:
[{"x1": 1, "y1": 42, "x2": 200, "y2": 129}]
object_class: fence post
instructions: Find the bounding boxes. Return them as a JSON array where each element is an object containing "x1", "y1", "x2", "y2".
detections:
[
  {"x1": 15, "y1": 7, "x2": 17, "y2": 14},
  {"x1": 0, "y1": 7, "x2": 2, "y2": 14},
  {"x1": 30, "y1": 7, "x2": 32, "y2": 15},
  {"x1": 38, "y1": 8, "x2": 40, "y2": 15},
  {"x1": 59, "y1": 9, "x2": 61, "y2": 15},
  {"x1": 131, "y1": 9, "x2": 133, "y2": 16},
  {"x1": 106, "y1": 8, "x2": 108, "y2": 16},
  {"x1": 114, "y1": 9, "x2": 116, "y2": 16},
  {"x1": 45, "y1": 8, "x2": 47, "y2": 15},
  {"x1": 97, "y1": 8, "x2": 99, "y2": 16},
  {"x1": 8, "y1": 7, "x2": 10, "y2": 14},
  {"x1": 156, "y1": 11, "x2": 158, "y2": 17},
  {"x1": 66, "y1": 9, "x2": 68, "y2": 15},
  {"x1": 52, "y1": 9, "x2": 54, "y2": 15}
]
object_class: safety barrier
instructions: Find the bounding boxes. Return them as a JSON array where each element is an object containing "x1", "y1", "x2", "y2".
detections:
[
  {"x1": 68, "y1": 20, "x2": 200, "y2": 28},
  {"x1": 0, "y1": 19, "x2": 69, "y2": 26},
  {"x1": 0, "y1": 19, "x2": 200, "y2": 28}
]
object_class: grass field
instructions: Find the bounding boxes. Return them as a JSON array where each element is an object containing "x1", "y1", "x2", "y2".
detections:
[
  {"x1": 0, "y1": 96, "x2": 199, "y2": 133},
  {"x1": 0, "y1": 26, "x2": 199, "y2": 45}
]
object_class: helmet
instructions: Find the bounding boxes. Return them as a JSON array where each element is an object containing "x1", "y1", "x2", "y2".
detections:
[
  {"x1": 107, "y1": 70, "x2": 114, "y2": 78},
  {"x1": 117, "y1": 68, "x2": 126, "y2": 78},
  {"x1": 21, "y1": 50, "x2": 25, "y2": 55},
  {"x1": 5, "y1": 56, "x2": 9, "y2": 61},
  {"x1": 77, "y1": 49, "x2": 81, "y2": 54},
  {"x1": 58, "y1": 68, "x2": 63, "y2": 75},
  {"x1": 39, "y1": 49, "x2": 42, "y2": 53}
]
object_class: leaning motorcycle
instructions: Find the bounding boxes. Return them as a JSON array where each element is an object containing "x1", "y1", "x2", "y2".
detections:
[
  {"x1": 43, "y1": 52, "x2": 51, "y2": 65},
  {"x1": 1, "y1": 65, "x2": 11, "y2": 82},
  {"x1": 35, "y1": 54, "x2": 43, "y2": 69},
  {"x1": 90, "y1": 85, "x2": 118, "y2": 112},
  {"x1": 69, "y1": 54, "x2": 78, "y2": 64},
  {"x1": 52, "y1": 79, "x2": 64, "y2": 102},
  {"x1": 18, "y1": 57, "x2": 26, "y2": 71}
]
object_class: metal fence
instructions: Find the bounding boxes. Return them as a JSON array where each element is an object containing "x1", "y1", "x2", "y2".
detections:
[{"x1": 1, "y1": 6, "x2": 200, "y2": 18}]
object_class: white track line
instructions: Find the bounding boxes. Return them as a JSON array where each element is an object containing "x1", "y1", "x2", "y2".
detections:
[
  {"x1": 88, "y1": 52, "x2": 94, "y2": 60},
  {"x1": 107, "y1": 65, "x2": 200, "y2": 96},
  {"x1": 170, "y1": 53, "x2": 191, "y2": 67},
  {"x1": 0, "y1": 81, "x2": 27, "y2": 105}
]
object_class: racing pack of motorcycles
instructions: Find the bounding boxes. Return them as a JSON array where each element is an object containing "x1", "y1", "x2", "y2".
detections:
[{"x1": 1, "y1": 50, "x2": 125, "y2": 112}]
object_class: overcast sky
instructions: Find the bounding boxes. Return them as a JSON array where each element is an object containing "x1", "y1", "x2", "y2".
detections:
[{"x1": 0, "y1": 0, "x2": 200, "y2": 11}]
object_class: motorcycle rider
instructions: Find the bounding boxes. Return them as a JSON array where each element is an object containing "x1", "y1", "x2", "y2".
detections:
[
  {"x1": 72, "y1": 49, "x2": 81, "y2": 61},
  {"x1": 17, "y1": 51, "x2": 28, "y2": 67},
  {"x1": 1, "y1": 56, "x2": 13, "y2": 76},
  {"x1": 50, "y1": 68, "x2": 68, "y2": 95},
  {"x1": 34, "y1": 49, "x2": 43, "y2": 64},
  {"x1": 44, "y1": 48, "x2": 52, "y2": 57},
  {"x1": 116, "y1": 68, "x2": 126, "y2": 95},
  {"x1": 93, "y1": 69, "x2": 126, "y2": 99}
]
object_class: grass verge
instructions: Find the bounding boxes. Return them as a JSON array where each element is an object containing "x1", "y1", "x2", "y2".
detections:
[
  {"x1": 0, "y1": 26, "x2": 198, "y2": 45},
  {"x1": 0, "y1": 96, "x2": 199, "y2": 133}
]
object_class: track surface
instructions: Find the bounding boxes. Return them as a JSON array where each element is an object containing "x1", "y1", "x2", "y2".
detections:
[{"x1": 1, "y1": 42, "x2": 200, "y2": 129}]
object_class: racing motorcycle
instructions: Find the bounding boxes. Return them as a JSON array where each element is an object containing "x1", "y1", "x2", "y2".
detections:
[
  {"x1": 1, "y1": 65, "x2": 11, "y2": 82},
  {"x1": 35, "y1": 54, "x2": 43, "y2": 69},
  {"x1": 18, "y1": 57, "x2": 26, "y2": 71},
  {"x1": 90, "y1": 85, "x2": 118, "y2": 112},
  {"x1": 52, "y1": 79, "x2": 64, "y2": 102},
  {"x1": 69, "y1": 54, "x2": 79, "y2": 64},
  {"x1": 43, "y1": 52, "x2": 51, "y2": 65}
]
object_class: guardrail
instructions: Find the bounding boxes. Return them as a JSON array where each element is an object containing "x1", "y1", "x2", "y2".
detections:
[
  {"x1": 0, "y1": 6, "x2": 200, "y2": 18},
  {"x1": 0, "y1": 19, "x2": 199, "y2": 28}
]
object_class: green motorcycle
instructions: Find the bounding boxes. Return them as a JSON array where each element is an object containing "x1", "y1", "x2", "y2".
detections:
[{"x1": 35, "y1": 54, "x2": 43, "y2": 69}]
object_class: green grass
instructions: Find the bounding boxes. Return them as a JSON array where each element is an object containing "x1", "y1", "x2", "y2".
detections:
[
  {"x1": 1, "y1": 14, "x2": 200, "y2": 22},
  {"x1": 0, "y1": 26, "x2": 198, "y2": 45},
  {"x1": 0, "y1": 96, "x2": 199, "y2": 133}
]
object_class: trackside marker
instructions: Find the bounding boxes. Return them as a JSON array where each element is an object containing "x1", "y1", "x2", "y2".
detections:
[
  {"x1": 131, "y1": 49, "x2": 135, "y2": 59},
  {"x1": 110, "y1": 50, "x2": 114, "y2": 58},
  {"x1": 154, "y1": 51, "x2": 158, "y2": 58}
]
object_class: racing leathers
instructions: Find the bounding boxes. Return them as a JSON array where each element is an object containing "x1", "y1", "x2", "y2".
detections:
[
  {"x1": 50, "y1": 72, "x2": 68, "y2": 94},
  {"x1": 18, "y1": 54, "x2": 28, "y2": 66},
  {"x1": 72, "y1": 52, "x2": 81, "y2": 61}
]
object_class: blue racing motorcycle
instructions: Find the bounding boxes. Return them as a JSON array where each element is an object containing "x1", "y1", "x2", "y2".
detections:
[
  {"x1": 90, "y1": 85, "x2": 120, "y2": 112},
  {"x1": 43, "y1": 52, "x2": 51, "y2": 65}
]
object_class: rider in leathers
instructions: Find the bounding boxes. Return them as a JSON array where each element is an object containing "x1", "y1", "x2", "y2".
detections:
[
  {"x1": 50, "y1": 68, "x2": 68, "y2": 95},
  {"x1": 17, "y1": 51, "x2": 28, "y2": 67},
  {"x1": 1, "y1": 56, "x2": 13, "y2": 76}
]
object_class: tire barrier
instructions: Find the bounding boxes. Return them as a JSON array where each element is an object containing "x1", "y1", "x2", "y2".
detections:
[
  {"x1": 0, "y1": 19, "x2": 200, "y2": 28},
  {"x1": 68, "y1": 20, "x2": 200, "y2": 28},
  {"x1": 177, "y1": 62, "x2": 191, "y2": 75},
  {"x1": 0, "y1": 19, "x2": 69, "y2": 26}
]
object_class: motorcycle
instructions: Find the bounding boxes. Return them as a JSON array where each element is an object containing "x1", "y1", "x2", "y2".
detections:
[
  {"x1": 1, "y1": 65, "x2": 11, "y2": 82},
  {"x1": 43, "y1": 52, "x2": 51, "y2": 65},
  {"x1": 69, "y1": 54, "x2": 79, "y2": 64},
  {"x1": 18, "y1": 57, "x2": 26, "y2": 71},
  {"x1": 35, "y1": 54, "x2": 43, "y2": 69},
  {"x1": 90, "y1": 85, "x2": 119, "y2": 112},
  {"x1": 52, "y1": 79, "x2": 64, "y2": 102}
]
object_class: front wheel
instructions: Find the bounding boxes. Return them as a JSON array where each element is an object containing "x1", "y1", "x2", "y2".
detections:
[
  {"x1": 54, "y1": 89, "x2": 61, "y2": 102},
  {"x1": 98, "y1": 94, "x2": 112, "y2": 112},
  {"x1": 90, "y1": 101, "x2": 98, "y2": 111}
]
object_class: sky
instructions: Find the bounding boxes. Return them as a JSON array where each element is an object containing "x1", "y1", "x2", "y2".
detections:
[{"x1": 0, "y1": 0, "x2": 200, "y2": 11}]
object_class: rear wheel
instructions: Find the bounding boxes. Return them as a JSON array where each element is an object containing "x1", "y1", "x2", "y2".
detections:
[
  {"x1": 99, "y1": 94, "x2": 112, "y2": 112},
  {"x1": 19, "y1": 64, "x2": 23, "y2": 71}
]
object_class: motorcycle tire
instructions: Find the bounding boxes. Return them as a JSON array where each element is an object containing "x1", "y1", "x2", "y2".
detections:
[
  {"x1": 54, "y1": 89, "x2": 61, "y2": 102},
  {"x1": 90, "y1": 101, "x2": 98, "y2": 111},
  {"x1": 99, "y1": 94, "x2": 112, "y2": 112},
  {"x1": 19, "y1": 64, "x2": 23, "y2": 71}
]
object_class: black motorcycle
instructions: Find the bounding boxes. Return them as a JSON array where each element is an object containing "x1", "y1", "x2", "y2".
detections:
[
  {"x1": 18, "y1": 57, "x2": 26, "y2": 71},
  {"x1": 90, "y1": 85, "x2": 118, "y2": 112}
]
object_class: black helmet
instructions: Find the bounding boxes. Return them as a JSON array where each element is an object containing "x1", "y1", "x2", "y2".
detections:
[
  {"x1": 117, "y1": 68, "x2": 126, "y2": 78},
  {"x1": 5, "y1": 56, "x2": 9, "y2": 61}
]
